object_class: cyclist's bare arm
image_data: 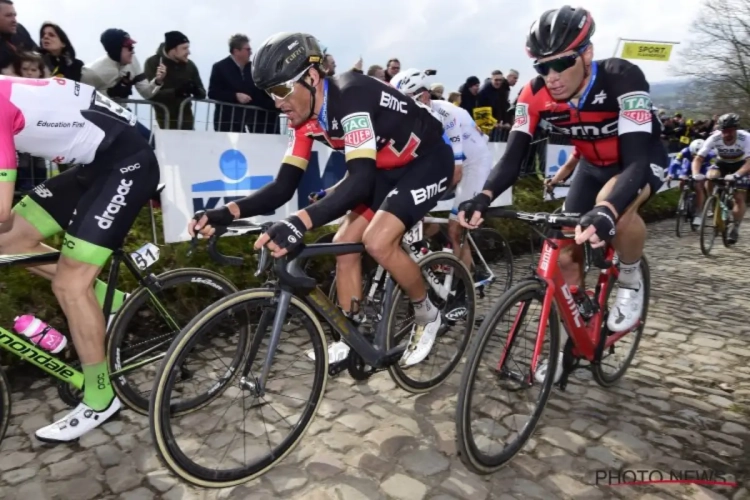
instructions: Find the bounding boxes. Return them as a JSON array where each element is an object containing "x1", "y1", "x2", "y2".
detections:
[
  {"x1": 691, "y1": 155, "x2": 705, "y2": 176},
  {"x1": 550, "y1": 151, "x2": 580, "y2": 185},
  {"x1": 735, "y1": 157, "x2": 750, "y2": 177}
]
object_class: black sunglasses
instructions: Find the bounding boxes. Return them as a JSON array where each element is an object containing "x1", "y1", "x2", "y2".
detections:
[{"x1": 533, "y1": 45, "x2": 588, "y2": 76}]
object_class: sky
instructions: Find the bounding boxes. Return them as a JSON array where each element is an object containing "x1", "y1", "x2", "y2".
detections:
[{"x1": 23, "y1": 0, "x2": 704, "y2": 99}]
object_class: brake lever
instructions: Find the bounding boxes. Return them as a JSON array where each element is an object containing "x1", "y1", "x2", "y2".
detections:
[{"x1": 255, "y1": 246, "x2": 271, "y2": 277}]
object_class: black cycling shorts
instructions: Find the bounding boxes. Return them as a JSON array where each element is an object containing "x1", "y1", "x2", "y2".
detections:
[
  {"x1": 710, "y1": 160, "x2": 750, "y2": 190},
  {"x1": 563, "y1": 144, "x2": 667, "y2": 215},
  {"x1": 353, "y1": 142, "x2": 454, "y2": 229},
  {"x1": 13, "y1": 126, "x2": 160, "y2": 267}
]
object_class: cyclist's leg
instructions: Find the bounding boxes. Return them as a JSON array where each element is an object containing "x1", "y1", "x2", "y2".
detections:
[
  {"x1": 36, "y1": 135, "x2": 159, "y2": 442},
  {"x1": 332, "y1": 210, "x2": 370, "y2": 315},
  {"x1": 558, "y1": 160, "x2": 603, "y2": 288},
  {"x1": 362, "y1": 143, "x2": 454, "y2": 366}
]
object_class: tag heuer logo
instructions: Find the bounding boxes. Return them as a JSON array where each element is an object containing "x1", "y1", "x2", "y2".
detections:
[
  {"x1": 342, "y1": 113, "x2": 374, "y2": 148},
  {"x1": 619, "y1": 92, "x2": 653, "y2": 125},
  {"x1": 513, "y1": 103, "x2": 529, "y2": 127}
]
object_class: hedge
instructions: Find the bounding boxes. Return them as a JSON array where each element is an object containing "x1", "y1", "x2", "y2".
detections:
[{"x1": 0, "y1": 176, "x2": 679, "y2": 368}]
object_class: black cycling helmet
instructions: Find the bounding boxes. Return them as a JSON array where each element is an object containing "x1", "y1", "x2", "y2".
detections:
[
  {"x1": 717, "y1": 113, "x2": 740, "y2": 130},
  {"x1": 252, "y1": 32, "x2": 323, "y2": 90},
  {"x1": 526, "y1": 6, "x2": 595, "y2": 59}
]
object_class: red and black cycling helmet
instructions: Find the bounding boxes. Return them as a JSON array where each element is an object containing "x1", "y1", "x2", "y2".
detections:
[{"x1": 526, "y1": 6, "x2": 596, "y2": 59}]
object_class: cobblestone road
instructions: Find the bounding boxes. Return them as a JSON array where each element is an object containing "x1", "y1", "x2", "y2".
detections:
[{"x1": 0, "y1": 220, "x2": 748, "y2": 500}]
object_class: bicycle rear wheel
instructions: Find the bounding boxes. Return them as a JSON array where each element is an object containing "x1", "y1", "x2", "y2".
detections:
[
  {"x1": 0, "y1": 367, "x2": 10, "y2": 446},
  {"x1": 149, "y1": 288, "x2": 328, "y2": 488},
  {"x1": 675, "y1": 190, "x2": 688, "y2": 237},
  {"x1": 591, "y1": 256, "x2": 650, "y2": 386},
  {"x1": 456, "y1": 279, "x2": 560, "y2": 474},
  {"x1": 699, "y1": 196, "x2": 719, "y2": 256}
]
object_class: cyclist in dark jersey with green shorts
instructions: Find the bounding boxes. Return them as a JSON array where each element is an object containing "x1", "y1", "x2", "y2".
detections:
[{"x1": 0, "y1": 75, "x2": 159, "y2": 442}]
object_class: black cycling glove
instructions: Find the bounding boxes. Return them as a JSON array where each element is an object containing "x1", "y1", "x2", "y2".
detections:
[
  {"x1": 579, "y1": 205, "x2": 617, "y2": 242},
  {"x1": 457, "y1": 193, "x2": 492, "y2": 221},
  {"x1": 194, "y1": 207, "x2": 235, "y2": 228},
  {"x1": 264, "y1": 215, "x2": 307, "y2": 252}
]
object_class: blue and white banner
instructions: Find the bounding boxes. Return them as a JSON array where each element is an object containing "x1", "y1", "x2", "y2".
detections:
[
  {"x1": 543, "y1": 144, "x2": 679, "y2": 201},
  {"x1": 157, "y1": 131, "x2": 513, "y2": 243}
]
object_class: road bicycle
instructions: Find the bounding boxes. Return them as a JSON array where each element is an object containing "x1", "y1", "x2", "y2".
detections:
[
  {"x1": 455, "y1": 207, "x2": 649, "y2": 474},
  {"x1": 699, "y1": 177, "x2": 739, "y2": 255},
  {"x1": 149, "y1": 220, "x2": 474, "y2": 487},
  {"x1": 673, "y1": 176, "x2": 699, "y2": 237}
]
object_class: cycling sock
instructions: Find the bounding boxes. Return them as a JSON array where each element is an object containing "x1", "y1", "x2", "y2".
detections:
[
  {"x1": 82, "y1": 361, "x2": 115, "y2": 411},
  {"x1": 93, "y1": 279, "x2": 127, "y2": 313},
  {"x1": 412, "y1": 295, "x2": 438, "y2": 325},
  {"x1": 617, "y1": 260, "x2": 641, "y2": 289}
]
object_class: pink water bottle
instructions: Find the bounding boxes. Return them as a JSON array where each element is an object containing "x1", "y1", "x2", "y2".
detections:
[{"x1": 13, "y1": 315, "x2": 67, "y2": 354}]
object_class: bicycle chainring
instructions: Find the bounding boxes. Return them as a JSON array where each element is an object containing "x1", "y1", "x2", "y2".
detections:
[{"x1": 57, "y1": 360, "x2": 83, "y2": 408}]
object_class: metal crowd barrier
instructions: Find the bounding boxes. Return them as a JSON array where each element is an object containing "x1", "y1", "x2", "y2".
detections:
[{"x1": 177, "y1": 98, "x2": 283, "y2": 134}]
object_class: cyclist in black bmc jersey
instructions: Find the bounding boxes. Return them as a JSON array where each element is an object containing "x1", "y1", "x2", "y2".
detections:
[
  {"x1": 190, "y1": 32, "x2": 453, "y2": 367},
  {"x1": 0, "y1": 75, "x2": 159, "y2": 441},
  {"x1": 458, "y1": 6, "x2": 666, "y2": 381}
]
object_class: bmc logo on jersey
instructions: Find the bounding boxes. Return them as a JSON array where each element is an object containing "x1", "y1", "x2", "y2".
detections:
[
  {"x1": 379, "y1": 92, "x2": 408, "y2": 114},
  {"x1": 96, "y1": 179, "x2": 133, "y2": 229},
  {"x1": 411, "y1": 177, "x2": 448, "y2": 205},
  {"x1": 558, "y1": 121, "x2": 618, "y2": 139}
]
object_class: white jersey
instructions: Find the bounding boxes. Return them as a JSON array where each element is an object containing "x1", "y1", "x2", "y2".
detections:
[
  {"x1": 0, "y1": 76, "x2": 136, "y2": 168},
  {"x1": 698, "y1": 129, "x2": 750, "y2": 164},
  {"x1": 430, "y1": 99, "x2": 491, "y2": 167}
]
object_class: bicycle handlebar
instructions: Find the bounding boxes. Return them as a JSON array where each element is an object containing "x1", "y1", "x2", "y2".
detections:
[{"x1": 484, "y1": 207, "x2": 581, "y2": 228}]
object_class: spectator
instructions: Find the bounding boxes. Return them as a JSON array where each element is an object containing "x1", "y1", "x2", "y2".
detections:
[
  {"x1": 322, "y1": 53, "x2": 336, "y2": 76},
  {"x1": 447, "y1": 92, "x2": 461, "y2": 106},
  {"x1": 14, "y1": 51, "x2": 47, "y2": 190},
  {"x1": 39, "y1": 22, "x2": 82, "y2": 81},
  {"x1": 459, "y1": 75, "x2": 480, "y2": 115},
  {"x1": 207, "y1": 34, "x2": 278, "y2": 134},
  {"x1": 384, "y1": 58, "x2": 400, "y2": 82},
  {"x1": 144, "y1": 31, "x2": 206, "y2": 130},
  {"x1": 477, "y1": 70, "x2": 509, "y2": 126},
  {"x1": 82, "y1": 29, "x2": 164, "y2": 145},
  {"x1": 506, "y1": 69, "x2": 519, "y2": 87},
  {"x1": 502, "y1": 69, "x2": 519, "y2": 124},
  {"x1": 430, "y1": 83, "x2": 444, "y2": 99},
  {"x1": 0, "y1": 0, "x2": 38, "y2": 72},
  {"x1": 367, "y1": 64, "x2": 385, "y2": 80}
]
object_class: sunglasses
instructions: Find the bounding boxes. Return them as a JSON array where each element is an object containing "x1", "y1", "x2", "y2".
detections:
[
  {"x1": 265, "y1": 64, "x2": 312, "y2": 101},
  {"x1": 533, "y1": 45, "x2": 588, "y2": 76}
]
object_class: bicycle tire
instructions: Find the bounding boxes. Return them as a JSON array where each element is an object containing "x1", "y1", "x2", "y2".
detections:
[
  {"x1": 0, "y1": 367, "x2": 11, "y2": 447},
  {"x1": 591, "y1": 256, "x2": 650, "y2": 386},
  {"x1": 455, "y1": 279, "x2": 560, "y2": 474},
  {"x1": 149, "y1": 288, "x2": 328, "y2": 488},
  {"x1": 470, "y1": 227, "x2": 514, "y2": 291},
  {"x1": 106, "y1": 268, "x2": 239, "y2": 415},
  {"x1": 386, "y1": 252, "x2": 475, "y2": 393},
  {"x1": 720, "y1": 193, "x2": 734, "y2": 248},
  {"x1": 699, "y1": 195, "x2": 718, "y2": 256},
  {"x1": 675, "y1": 190, "x2": 687, "y2": 238},
  {"x1": 687, "y1": 192, "x2": 698, "y2": 232}
]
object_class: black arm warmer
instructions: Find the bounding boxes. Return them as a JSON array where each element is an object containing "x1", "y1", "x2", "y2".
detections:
[
  {"x1": 482, "y1": 131, "x2": 531, "y2": 199},
  {"x1": 233, "y1": 163, "x2": 304, "y2": 218},
  {"x1": 305, "y1": 159, "x2": 377, "y2": 228},
  {"x1": 604, "y1": 132, "x2": 653, "y2": 216}
]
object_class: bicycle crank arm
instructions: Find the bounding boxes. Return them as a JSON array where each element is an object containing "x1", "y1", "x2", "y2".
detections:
[
  {"x1": 328, "y1": 359, "x2": 349, "y2": 377},
  {"x1": 375, "y1": 345, "x2": 407, "y2": 368}
]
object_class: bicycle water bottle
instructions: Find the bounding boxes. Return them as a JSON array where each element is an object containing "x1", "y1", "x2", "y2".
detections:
[{"x1": 13, "y1": 315, "x2": 67, "y2": 354}]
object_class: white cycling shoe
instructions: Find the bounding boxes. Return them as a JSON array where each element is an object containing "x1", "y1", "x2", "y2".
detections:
[
  {"x1": 306, "y1": 341, "x2": 351, "y2": 364},
  {"x1": 534, "y1": 352, "x2": 563, "y2": 385},
  {"x1": 606, "y1": 280, "x2": 644, "y2": 333},
  {"x1": 401, "y1": 314, "x2": 442, "y2": 367},
  {"x1": 35, "y1": 397, "x2": 121, "y2": 443}
]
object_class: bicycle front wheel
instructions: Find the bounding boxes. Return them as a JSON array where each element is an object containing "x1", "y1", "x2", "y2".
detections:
[
  {"x1": 699, "y1": 195, "x2": 719, "y2": 256},
  {"x1": 675, "y1": 189, "x2": 688, "y2": 238},
  {"x1": 149, "y1": 288, "x2": 328, "y2": 488},
  {"x1": 0, "y1": 366, "x2": 10, "y2": 447},
  {"x1": 106, "y1": 268, "x2": 239, "y2": 415},
  {"x1": 456, "y1": 279, "x2": 560, "y2": 474}
]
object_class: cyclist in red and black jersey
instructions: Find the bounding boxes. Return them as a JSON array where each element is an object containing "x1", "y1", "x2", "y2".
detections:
[
  {"x1": 190, "y1": 32, "x2": 453, "y2": 366},
  {"x1": 459, "y1": 6, "x2": 666, "y2": 341}
]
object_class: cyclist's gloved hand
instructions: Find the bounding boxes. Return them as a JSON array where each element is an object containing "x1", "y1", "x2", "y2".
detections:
[
  {"x1": 189, "y1": 207, "x2": 235, "y2": 238},
  {"x1": 255, "y1": 215, "x2": 307, "y2": 258},
  {"x1": 725, "y1": 173, "x2": 738, "y2": 182},
  {"x1": 693, "y1": 173, "x2": 706, "y2": 181},
  {"x1": 457, "y1": 193, "x2": 492, "y2": 229},
  {"x1": 576, "y1": 205, "x2": 617, "y2": 247},
  {"x1": 308, "y1": 189, "x2": 327, "y2": 203}
]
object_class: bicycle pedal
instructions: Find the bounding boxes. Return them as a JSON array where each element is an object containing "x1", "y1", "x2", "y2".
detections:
[{"x1": 328, "y1": 359, "x2": 349, "y2": 377}]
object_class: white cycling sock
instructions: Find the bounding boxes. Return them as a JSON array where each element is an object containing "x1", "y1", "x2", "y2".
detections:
[
  {"x1": 412, "y1": 296, "x2": 438, "y2": 325},
  {"x1": 618, "y1": 260, "x2": 641, "y2": 289}
]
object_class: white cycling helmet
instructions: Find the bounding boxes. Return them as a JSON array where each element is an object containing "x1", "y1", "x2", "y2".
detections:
[
  {"x1": 391, "y1": 68, "x2": 432, "y2": 96},
  {"x1": 689, "y1": 139, "x2": 704, "y2": 155}
]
